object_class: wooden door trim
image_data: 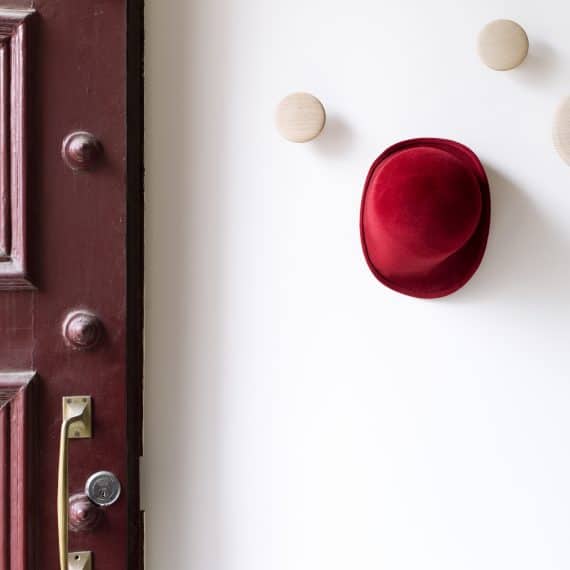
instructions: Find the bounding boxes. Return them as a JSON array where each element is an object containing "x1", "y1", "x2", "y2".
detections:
[
  {"x1": 126, "y1": 0, "x2": 144, "y2": 568},
  {"x1": 0, "y1": 372, "x2": 35, "y2": 570}
]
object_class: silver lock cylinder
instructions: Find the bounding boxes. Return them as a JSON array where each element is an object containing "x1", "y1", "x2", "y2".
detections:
[{"x1": 85, "y1": 471, "x2": 122, "y2": 507}]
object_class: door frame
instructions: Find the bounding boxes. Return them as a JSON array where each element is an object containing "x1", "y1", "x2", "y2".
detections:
[{"x1": 126, "y1": 0, "x2": 144, "y2": 567}]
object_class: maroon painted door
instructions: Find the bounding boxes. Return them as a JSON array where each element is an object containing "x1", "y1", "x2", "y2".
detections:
[{"x1": 0, "y1": 1, "x2": 142, "y2": 569}]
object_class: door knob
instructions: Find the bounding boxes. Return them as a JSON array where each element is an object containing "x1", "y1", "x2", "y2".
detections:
[
  {"x1": 58, "y1": 397, "x2": 92, "y2": 570},
  {"x1": 62, "y1": 131, "x2": 103, "y2": 171},
  {"x1": 63, "y1": 311, "x2": 103, "y2": 351},
  {"x1": 69, "y1": 494, "x2": 103, "y2": 533}
]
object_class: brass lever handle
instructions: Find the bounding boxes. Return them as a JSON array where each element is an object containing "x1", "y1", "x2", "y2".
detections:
[{"x1": 57, "y1": 397, "x2": 92, "y2": 570}]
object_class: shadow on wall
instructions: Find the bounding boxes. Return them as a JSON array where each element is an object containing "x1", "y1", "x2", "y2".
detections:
[
  {"x1": 311, "y1": 113, "x2": 354, "y2": 158},
  {"x1": 449, "y1": 164, "x2": 570, "y2": 311},
  {"x1": 511, "y1": 40, "x2": 563, "y2": 88},
  {"x1": 144, "y1": 0, "x2": 229, "y2": 567}
]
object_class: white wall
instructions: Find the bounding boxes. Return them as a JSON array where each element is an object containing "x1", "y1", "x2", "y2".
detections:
[{"x1": 144, "y1": 1, "x2": 570, "y2": 569}]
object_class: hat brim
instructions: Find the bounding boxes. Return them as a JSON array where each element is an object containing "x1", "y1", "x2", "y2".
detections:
[{"x1": 360, "y1": 138, "x2": 491, "y2": 299}]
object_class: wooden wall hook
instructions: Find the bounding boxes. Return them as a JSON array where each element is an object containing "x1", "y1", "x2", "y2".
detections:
[
  {"x1": 553, "y1": 96, "x2": 570, "y2": 165},
  {"x1": 275, "y1": 92, "x2": 326, "y2": 143},
  {"x1": 478, "y1": 19, "x2": 529, "y2": 71}
]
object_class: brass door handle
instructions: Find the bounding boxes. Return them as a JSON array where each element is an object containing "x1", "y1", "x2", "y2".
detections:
[{"x1": 57, "y1": 397, "x2": 92, "y2": 570}]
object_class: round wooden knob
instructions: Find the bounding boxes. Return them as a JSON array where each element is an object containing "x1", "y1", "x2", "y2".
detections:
[
  {"x1": 63, "y1": 311, "x2": 103, "y2": 350},
  {"x1": 478, "y1": 19, "x2": 529, "y2": 71},
  {"x1": 62, "y1": 131, "x2": 103, "y2": 171},
  {"x1": 553, "y1": 96, "x2": 570, "y2": 165},
  {"x1": 69, "y1": 493, "x2": 103, "y2": 533},
  {"x1": 275, "y1": 92, "x2": 326, "y2": 142}
]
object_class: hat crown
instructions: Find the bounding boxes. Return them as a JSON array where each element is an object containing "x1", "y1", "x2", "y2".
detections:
[
  {"x1": 361, "y1": 139, "x2": 490, "y2": 298},
  {"x1": 367, "y1": 147, "x2": 482, "y2": 276}
]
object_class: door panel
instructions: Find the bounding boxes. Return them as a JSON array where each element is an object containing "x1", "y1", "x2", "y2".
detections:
[{"x1": 0, "y1": 1, "x2": 143, "y2": 569}]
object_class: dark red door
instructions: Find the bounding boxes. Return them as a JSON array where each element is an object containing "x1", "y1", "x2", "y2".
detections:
[{"x1": 0, "y1": 1, "x2": 142, "y2": 569}]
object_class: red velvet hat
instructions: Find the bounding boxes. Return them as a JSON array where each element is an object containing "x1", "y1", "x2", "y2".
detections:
[{"x1": 360, "y1": 138, "x2": 490, "y2": 298}]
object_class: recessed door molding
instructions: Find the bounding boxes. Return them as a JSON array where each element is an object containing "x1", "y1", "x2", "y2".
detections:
[
  {"x1": 0, "y1": 9, "x2": 35, "y2": 290},
  {"x1": 0, "y1": 372, "x2": 36, "y2": 570}
]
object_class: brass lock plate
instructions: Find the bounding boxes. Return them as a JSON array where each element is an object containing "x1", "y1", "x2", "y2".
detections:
[
  {"x1": 62, "y1": 396, "x2": 92, "y2": 439},
  {"x1": 69, "y1": 551, "x2": 92, "y2": 570}
]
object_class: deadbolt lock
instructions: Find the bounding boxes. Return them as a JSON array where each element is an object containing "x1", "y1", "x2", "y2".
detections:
[{"x1": 85, "y1": 471, "x2": 121, "y2": 507}]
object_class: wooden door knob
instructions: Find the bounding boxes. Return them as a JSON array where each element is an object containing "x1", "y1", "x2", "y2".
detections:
[
  {"x1": 553, "y1": 96, "x2": 570, "y2": 165},
  {"x1": 63, "y1": 311, "x2": 103, "y2": 350},
  {"x1": 275, "y1": 92, "x2": 326, "y2": 142},
  {"x1": 62, "y1": 131, "x2": 103, "y2": 171},
  {"x1": 69, "y1": 494, "x2": 102, "y2": 533},
  {"x1": 478, "y1": 19, "x2": 529, "y2": 71}
]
